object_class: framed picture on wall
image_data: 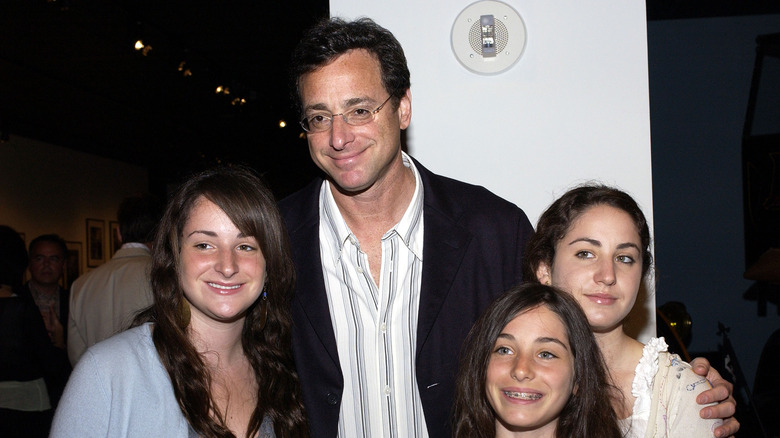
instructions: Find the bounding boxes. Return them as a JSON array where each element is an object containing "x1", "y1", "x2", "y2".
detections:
[
  {"x1": 86, "y1": 218, "x2": 105, "y2": 267},
  {"x1": 109, "y1": 221, "x2": 120, "y2": 256},
  {"x1": 64, "y1": 241, "x2": 82, "y2": 289}
]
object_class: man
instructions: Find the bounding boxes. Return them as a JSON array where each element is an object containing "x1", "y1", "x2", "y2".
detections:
[
  {"x1": 25, "y1": 234, "x2": 69, "y2": 346},
  {"x1": 67, "y1": 194, "x2": 162, "y2": 365},
  {"x1": 280, "y1": 17, "x2": 737, "y2": 438},
  {"x1": 23, "y1": 233, "x2": 71, "y2": 407}
]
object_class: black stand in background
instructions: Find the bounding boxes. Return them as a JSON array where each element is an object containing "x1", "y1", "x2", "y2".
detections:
[{"x1": 717, "y1": 323, "x2": 769, "y2": 438}]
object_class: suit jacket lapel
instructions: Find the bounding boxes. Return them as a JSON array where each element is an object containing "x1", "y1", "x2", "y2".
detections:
[
  {"x1": 285, "y1": 180, "x2": 341, "y2": 367},
  {"x1": 414, "y1": 161, "x2": 471, "y2": 355}
]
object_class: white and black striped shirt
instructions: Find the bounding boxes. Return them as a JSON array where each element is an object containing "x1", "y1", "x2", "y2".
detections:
[{"x1": 318, "y1": 153, "x2": 427, "y2": 438}]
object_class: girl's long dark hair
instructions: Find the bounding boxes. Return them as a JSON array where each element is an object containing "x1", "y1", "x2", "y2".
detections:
[
  {"x1": 453, "y1": 283, "x2": 623, "y2": 438},
  {"x1": 135, "y1": 166, "x2": 307, "y2": 438}
]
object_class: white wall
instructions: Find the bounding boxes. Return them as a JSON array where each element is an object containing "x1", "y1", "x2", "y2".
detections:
[{"x1": 330, "y1": 0, "x2": 655, "y2": 340}]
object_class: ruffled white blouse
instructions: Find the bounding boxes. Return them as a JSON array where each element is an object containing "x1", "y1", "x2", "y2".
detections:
[{"x1": 619, "y1": 337, "x2": 721, "y2": 438}]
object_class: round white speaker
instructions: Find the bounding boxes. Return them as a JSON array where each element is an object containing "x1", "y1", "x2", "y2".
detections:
[{"x1": 451, "y1": 0, "x2": 527, "y2": 75}]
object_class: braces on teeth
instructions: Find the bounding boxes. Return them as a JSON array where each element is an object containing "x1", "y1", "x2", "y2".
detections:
[{"x1": 504, "y1": 391, "x2": 542, "y2": 400}]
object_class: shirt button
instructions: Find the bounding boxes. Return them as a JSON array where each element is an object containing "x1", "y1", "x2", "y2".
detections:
[
  {"x1": 380, "y1": 323, "x2": 386, "y2": 332},
  {"x1": 349, "y1": 236, "x2": 357, "y2": 245},
  {"x1": 384, "y1": 386, "x2": 391, "y2": 395},
  {"x1": 356, "y1": 266, "x2": 363, "y2": 274},
  {"x1": 326, "y1": 393, "x2": 339, "y2": 405}
]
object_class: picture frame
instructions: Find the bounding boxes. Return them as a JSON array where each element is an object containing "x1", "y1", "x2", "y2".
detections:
[
  {"x1": 64, "y1": 241, "x2": 83, "y2": 289},
  {"x1": 109, "y1": 221, "x2": 120, "y2": 256},
  {"x1": 86, "y1": 218, "x2": 105, "y2": 267}
]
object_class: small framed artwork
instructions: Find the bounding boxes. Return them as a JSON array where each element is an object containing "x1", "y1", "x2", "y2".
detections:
[
  {"x1": 109, "y1": 221, "x2": 120, "y2": 256},
  {"x1": 64, "y1": 241, "x2": 83, "y2": 289},
  {"x1": 86, "y1": 218, "x2": 105, "y2": 267}
]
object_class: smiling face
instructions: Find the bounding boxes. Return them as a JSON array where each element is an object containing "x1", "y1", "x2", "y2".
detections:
[
  {"x1": 486, "y1": 305, "x2": 575, "y2": 436},
  {"x1": 178, "y1": 197, "x2": 266, "y2": 326},
  {"x1": 298, "y1": 49, "x2": 411, "y2": 195},
  {"x1": 536, "y1": 205, "x2": 644, "y2": 334}
]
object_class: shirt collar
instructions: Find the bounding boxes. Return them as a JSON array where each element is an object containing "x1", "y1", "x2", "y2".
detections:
[{"x1": 319, "y1": 151, "x2": 424, "y2": 261}]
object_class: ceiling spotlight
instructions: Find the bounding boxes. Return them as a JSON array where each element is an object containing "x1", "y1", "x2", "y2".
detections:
[
  {"x1": 134, "y1": 40, "x2": 152, "y2": 56},
  {"x1": 231, "y1": 98, "x2": 246, "y2": 106},
  {"x1": 279, "y1": 120, "x2": 287, "y2": 128},
  {"x1": 178, "y1": 61, "x2": 192, "y2": 77},
  {"x1": 215, "y1": 86, "x2": 230, "y2": 95}
]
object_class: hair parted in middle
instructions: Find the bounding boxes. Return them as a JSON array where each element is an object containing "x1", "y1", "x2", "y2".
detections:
[
  {"x1": 135, "y1": 165, "x2": 307, "y2": 438},
  {"x1": 453, "y1": 282, "x2": 622, "y2": 438}
]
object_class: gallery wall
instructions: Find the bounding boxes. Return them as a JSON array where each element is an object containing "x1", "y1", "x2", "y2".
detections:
[{"x1": 0, "y1": 136, "x2": 148, "y2": 281}]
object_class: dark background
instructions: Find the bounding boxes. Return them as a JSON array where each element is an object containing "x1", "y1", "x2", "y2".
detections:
[{"x1": 2, "y1": 0, "x2": 779, "y2": 196}]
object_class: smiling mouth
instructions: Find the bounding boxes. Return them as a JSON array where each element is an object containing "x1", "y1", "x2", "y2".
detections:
[
  {"x1": 504, "y1": 391, "x2": 542, "y2": 400},
  {"x1": 207, "y1": 282, "x2": 241, "y2": 290}
]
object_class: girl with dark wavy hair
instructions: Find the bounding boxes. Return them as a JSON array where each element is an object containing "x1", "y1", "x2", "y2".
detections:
[
  {"x1": 524, "y1": 184, "x2": 725, "y2": 437},
  {"x1": 453, "y1": 283, "x2": 622, "y2": 437},
  {"x1": 52, "y1": 166, "x2": 308, "y2": 438}
]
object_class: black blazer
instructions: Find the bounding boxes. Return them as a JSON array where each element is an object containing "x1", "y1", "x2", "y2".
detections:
[{"x1": 279, "y1": 158, "x2": 534, "y2": 438}]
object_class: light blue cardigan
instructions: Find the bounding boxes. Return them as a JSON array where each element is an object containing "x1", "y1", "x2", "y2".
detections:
[{"x1": 51, "y1": 323, "x2": 274, "y2": 437}]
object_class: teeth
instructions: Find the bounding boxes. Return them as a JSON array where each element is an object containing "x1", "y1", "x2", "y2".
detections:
[
  {"x1": 208, "y1": 283, "x2": 240, "y2": 290},
  {"x1": 504, "y1": 391, "x2": 542, "y2": 400}
]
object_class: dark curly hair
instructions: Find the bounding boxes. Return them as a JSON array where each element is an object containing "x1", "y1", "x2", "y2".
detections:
[
  {"x1": 453, "y1": 283, "x2": 622, "y2": 437},
  {"x1": 135, "y1": 166, "x2": 308, "y2": 438},
  {"x1": 289, "y1": 17, "x2": 411, "y2": 115},
  {"x1": 523, "y1": 184, "x2": 653, "y2": 284}
]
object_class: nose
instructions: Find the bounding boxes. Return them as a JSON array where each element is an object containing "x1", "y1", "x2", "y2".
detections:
[
  {"x1": 215, "y1": 249, "x2": 238, "y2": 277},
  {"x1": 511, "y1": 354, "x2": 534, "y2": 381},
  {"x1": 595, "y1": 258, "x2": 616, "y2": 285},
  {"x1": 329, "y1": 114, "x2": 354, "y2": 151}
]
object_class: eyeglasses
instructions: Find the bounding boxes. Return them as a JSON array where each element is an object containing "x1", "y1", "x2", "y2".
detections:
[{"x1": 299, "y1": 95, "x2": 393, "y2": 133}]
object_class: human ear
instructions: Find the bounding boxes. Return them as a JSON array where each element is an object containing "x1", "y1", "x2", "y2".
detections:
[
  {"x1": 536, "y1": 263, "x2": 552, "y2": 285},
  {"x1": 398, "y1": 89, "x2": 412, "y2": 130}
]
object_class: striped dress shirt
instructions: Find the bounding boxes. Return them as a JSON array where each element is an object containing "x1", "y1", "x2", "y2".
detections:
[{"x1": 318, "y1": 153, "x2": 427, "y2": 438}]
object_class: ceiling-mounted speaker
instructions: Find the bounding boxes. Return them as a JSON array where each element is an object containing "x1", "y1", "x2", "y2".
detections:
[{"x1": 451, "y1": 0, "x2": 527, "y2": 75}]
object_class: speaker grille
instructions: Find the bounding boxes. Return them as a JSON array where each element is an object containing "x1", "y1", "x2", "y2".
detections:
[{"x1": 468, "y1": 19, "x2": 509, "y2": 54}]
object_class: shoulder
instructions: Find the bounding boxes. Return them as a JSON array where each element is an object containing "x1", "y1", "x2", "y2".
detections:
[
  {"x1": 82, "y1": 324, "x2": 156, "y2": 367},
  {"x1": 655, "y1": 352, "x2": 710, "y2": 393},
  {"x1": 414, "y1": 159, "x2": 531, "y2": 233},
  {"x1": 278, "y1": 178, "x2": 322, "y2": 212},
  {"x1": 278, "y1": 178, "x2": 323, "y2": 231}
]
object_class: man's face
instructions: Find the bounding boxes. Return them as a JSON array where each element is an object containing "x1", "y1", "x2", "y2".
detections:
[
  {"x1": 299, "y1": 49, "x2": 411, "y2": 195},
  {"x1": 28, "y1": 241, "x2": 65, "y2": 286}
]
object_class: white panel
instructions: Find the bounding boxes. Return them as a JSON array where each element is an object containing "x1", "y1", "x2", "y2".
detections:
[{"x1": 330, "y1": 0, "x2": 655, "y2": 341}]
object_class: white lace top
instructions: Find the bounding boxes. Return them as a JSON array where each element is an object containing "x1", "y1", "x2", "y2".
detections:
[{"x1": 618, "y1": 337, "x2": 721, "y2": 438}]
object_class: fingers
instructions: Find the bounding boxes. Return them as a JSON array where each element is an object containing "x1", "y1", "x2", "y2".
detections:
[
  {"x1": 712, "y1": 416, "x2": 740, "y2": 438},
  {"x1": 690, "y1": 356, "x2": 711, "y2": 376},
  {"x1": 698, "y1": 392, "x2": 736, "y2": 419},
  {"x1": 697, "y1": 383, "x2": 733, "y2": 405}
]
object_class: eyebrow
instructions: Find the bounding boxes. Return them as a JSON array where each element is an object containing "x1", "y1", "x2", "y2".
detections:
[
  {"x1": 567, "y1": 237, "x2": 640, "y2": 251},
  {"x1": 303, "y1": 96, "x2": 375, "y2": 113},
  {"x1": 496, "y1": 333, "x2": 570, "y2": 351},
  {"x1": 186, "y1": 230, "x2": 248, "y2": 239}
]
